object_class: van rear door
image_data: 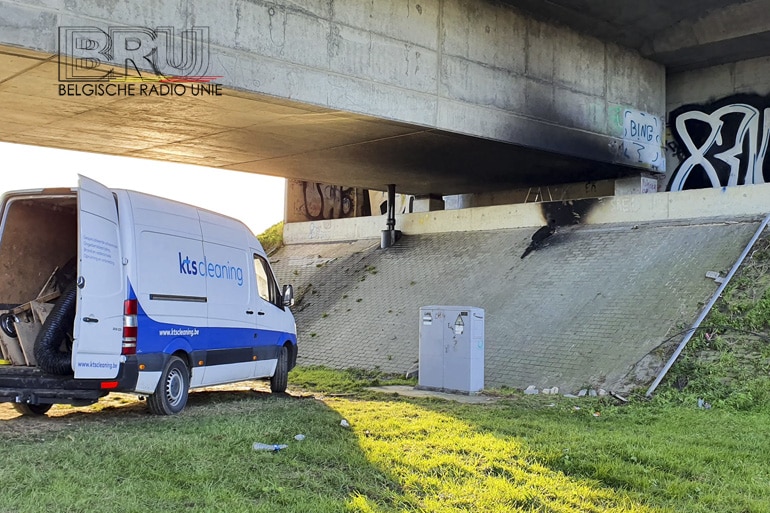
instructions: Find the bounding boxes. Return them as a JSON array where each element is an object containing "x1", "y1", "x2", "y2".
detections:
[{"x1": 72, "y1": 176, "x2": 125, "y2": 379}]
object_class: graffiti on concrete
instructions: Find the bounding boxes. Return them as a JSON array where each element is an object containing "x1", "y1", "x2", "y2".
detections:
[
  {"x1": 287, "y1": 180, "x2": 417, "y2": 222},
  {"x1": 305, "y1": 182, "x2": 354, "y2": 220},
  {"x1": 608, "y1": 107, "x2": 665, "y2": 171},
  {"x1": 667, "y1": 95, "x2": 770, "y2": 191},
  {"x1": 289, "y1": 180, "x2": 356, "y2": 221},
  {"x1": 368, "y1": 191, "x2": 414, "y2": 215},
  {"x1": 641, "y1": 176, "x2": 658, "y2": 194}
]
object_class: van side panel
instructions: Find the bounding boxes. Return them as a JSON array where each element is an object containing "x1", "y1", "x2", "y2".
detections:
[
  {"x1": 126, "y1": 191, "x2": 206, "y2": 391},
  {"x1": 130, "y1": 190, "x2": 207, "y2": 328},
  {"x1": 124, "y1": 194, "x2": 297, "y2": 392},
  {"x1": 129, "y1": 192, "x2": 202, "y2": 239},
  {"x1": 198, "y1": 210, "x2": 251, "y2": 248},
  {"x1": 138, "y1": 231, "x2": 207, "y2": 322},
  {"x1": 202, "y1": 240, "x2": 251, "y2": 329}
]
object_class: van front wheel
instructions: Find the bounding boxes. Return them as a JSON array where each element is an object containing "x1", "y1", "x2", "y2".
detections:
[
  {"x1": 148, "y1": 356, "x2": 189, "y2": 415},
  {"x1": 270, "y1": 346, "x2": 288, "y2": 393}
]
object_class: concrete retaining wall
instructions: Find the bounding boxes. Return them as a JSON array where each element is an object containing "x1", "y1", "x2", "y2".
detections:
[
  {"x1": 284, "y1": 182, "x2": 770, "y2": 243},
  {"x1": 667, "y1": 55, "x2": 770, "y2": 111}
]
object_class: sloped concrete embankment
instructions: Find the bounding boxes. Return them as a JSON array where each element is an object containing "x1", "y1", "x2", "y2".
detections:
[{"x1": 271, "y1": 219, "x2": 759, "y2": 393}]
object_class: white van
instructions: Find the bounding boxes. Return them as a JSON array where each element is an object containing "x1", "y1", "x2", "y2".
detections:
[{"x1": 0, "y1": 176, "x2": 296, "y2": 415}]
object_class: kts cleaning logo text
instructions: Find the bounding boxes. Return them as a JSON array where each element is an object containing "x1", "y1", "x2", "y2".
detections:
[{"x1": 178, "y1": 253, "x2": 244, "y2": 287}]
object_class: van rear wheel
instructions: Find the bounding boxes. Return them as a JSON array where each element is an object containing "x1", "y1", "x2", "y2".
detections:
[
  {"x1": 148, "y1": 356, "x2": 189, "y2": 415},
  {"x1": 13, "y1": 403, "x2": 52, "y2": 416},
  {"x1": 270, "y1": 346, "x2": 288, "y2": 393}
]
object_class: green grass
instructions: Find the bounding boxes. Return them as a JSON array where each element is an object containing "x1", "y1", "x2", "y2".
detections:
[
  {"x1": 2, "y1": 370, "x2": 770, "y2": 512},
  {"x1": 290, "y1": 365, "x2": 415, "y2": 394},
  {"x1": 257, "y1": 222, "x2": 284, "y2": 255},
  {"x1": 0, "y1": 391, "x2": 399, "y2": 513},
  {"x1": 654, "y1": 234, "x2": 770, "y2": 411}
]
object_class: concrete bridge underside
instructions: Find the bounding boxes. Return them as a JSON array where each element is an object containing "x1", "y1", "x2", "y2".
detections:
[
  {"x1": 2, "y1": 0, "x2": 769, "y2": 196},
  {"x1": 0, "y1": 45, "x2": 628, "y2": 196}
]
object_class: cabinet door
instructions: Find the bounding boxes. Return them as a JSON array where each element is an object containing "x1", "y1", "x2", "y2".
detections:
[{"x1": 418, "y1": 308, "x2": 445, "y2": 389}]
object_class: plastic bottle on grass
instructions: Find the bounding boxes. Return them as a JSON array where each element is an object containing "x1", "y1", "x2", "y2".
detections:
[{"x1": 253, "y1": 442, "x2": 288, "y2": 452}]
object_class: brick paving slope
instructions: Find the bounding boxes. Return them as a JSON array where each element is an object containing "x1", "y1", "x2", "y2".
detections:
[{"x1": 270, "y1": 219, "x2": 760, "y2": 393}]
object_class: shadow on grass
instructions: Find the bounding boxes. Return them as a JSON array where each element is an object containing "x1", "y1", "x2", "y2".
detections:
[
  {"x1": 0, "y1": 386, "x2": 412, "y2": 513},
  {"x1": 0, "y1": 382, "x2": 301, "y2": 425}
]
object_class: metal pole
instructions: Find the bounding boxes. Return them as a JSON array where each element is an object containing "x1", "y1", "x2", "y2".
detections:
[
  {"x1": 646, "y1": 214, "x2": 770, "y2": 397},
  {"x1": 386, "y1": 184, "x2": 396, "y2": 231},
  {"x1": 381, "y1": 184, "x2": 397, "y2": 249}
]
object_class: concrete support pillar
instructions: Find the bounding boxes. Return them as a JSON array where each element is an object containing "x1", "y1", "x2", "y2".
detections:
[
  {"x1": 443, "y1": 194, "x2": 474, "y2": 210},
  {"x1": 615, "y1": 174, "x2": 659, "y2": 195},
  {"x1": 413, "y1": 194, "x2": 445, "y2": 213}
]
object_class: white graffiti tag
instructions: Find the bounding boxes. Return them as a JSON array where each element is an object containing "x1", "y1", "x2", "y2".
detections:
[
  {"x1": 609, "y1": 108, "x2": 665, "y2": 171},
  {"x1": 670, "y1": 103, "x2": 770, "y2": 191}
]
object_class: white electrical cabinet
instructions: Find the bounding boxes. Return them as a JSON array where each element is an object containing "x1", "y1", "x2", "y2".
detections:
[{"x1": 418, "y1": 306, "x2": 485, "y2": 394}]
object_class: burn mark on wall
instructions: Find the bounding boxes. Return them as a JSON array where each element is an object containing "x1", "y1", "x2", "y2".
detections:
[
  {"x1": 541, "y1": 197, "x2": 601, "y2": 226},
  {"x1": 519, "y1": 198, "x2": 601, "y2": 257}
]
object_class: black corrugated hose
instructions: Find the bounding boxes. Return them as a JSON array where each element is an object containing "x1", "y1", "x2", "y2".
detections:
[{"x1": 34, "y1": 282, "x2": 76, "y2": 375}]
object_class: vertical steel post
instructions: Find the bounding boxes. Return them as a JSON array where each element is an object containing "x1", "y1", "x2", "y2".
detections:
[
  {"x1": 386, "y1": 184, "x2": 396, "y2": 232},
  {"x1": 381, "y1": 184, "x2": 397, "y2": 248}
]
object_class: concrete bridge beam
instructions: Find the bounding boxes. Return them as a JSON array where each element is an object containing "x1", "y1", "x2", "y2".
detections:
[{"x1": 0, "y1": 0, "x2": 666, "y2": 190}]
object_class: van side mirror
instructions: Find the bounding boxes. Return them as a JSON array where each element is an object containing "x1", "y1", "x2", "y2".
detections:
[{"x1": 282, "y1": 284, "x2": 294, "y2": 307}]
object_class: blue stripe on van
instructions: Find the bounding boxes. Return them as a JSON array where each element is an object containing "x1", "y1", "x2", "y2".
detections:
[{"x1": 127, "y1": 283, "x2": 296, "y2": 359}]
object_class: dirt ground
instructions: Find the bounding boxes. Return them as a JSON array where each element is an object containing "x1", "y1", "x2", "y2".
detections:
[
  {"x1": 0, "y1": 380, "x2": 297, "y2": 438},
  {"x1": 0, "y1": 382, "x2": 477, "y2": 439}
]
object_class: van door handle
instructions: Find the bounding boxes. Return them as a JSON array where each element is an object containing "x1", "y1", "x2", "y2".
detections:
[
  {"x1": 83, "y1": 317, "x2": 99, "y2": 323},
  {"x1": 257, "y1": 311, "x2": 265, "y2": 316},
  {"x1": 246, "y1": 310, "x2": 254, "y2": 315}
]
